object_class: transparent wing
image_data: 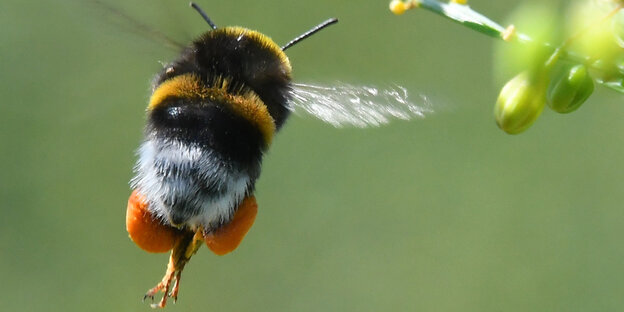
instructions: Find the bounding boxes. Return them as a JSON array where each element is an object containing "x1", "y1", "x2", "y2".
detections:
[{"x1": 288, "y1": 83, "x2": 434, "y2": 127}]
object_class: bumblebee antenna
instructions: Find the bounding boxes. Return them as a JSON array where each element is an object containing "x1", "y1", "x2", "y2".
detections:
[
  {"x1": 190, "y1": 2, "x2": 217, "y2": 30},
  {"x1": 281, "y1": 18, "x2": 338, "y2": 51}
]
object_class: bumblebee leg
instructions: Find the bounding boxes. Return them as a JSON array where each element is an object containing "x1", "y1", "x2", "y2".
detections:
[
  {"x1": 204, "y1": 195, "x2": 258, "y2": 255},
  {"x1": 144, "y1": 230, "x2": 204, "y2": 308},
  {"x1": 170, "y1": 230, "x2": 204, "y2": 302},
  {"x1": 169, "y1": 270, "x2": 182, "y2": 303},
  {"x1": 144, "y1": 252, "x2": 177, "y2": 308}
]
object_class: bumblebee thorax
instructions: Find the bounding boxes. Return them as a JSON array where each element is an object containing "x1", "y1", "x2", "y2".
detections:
[
  {"x1": 153, "y1": 26, "x2": 293, "y2": 129},
  {"x1": 193, "y1": 26, "x2": 292, "y2": 88},
  {"x1": 203, "y1": 27, "x2": 291, "y2": 75}
]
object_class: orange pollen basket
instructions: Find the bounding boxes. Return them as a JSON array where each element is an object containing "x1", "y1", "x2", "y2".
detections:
[{"x1": 126, "y1": 191, "x2": 259, "y2": 308}]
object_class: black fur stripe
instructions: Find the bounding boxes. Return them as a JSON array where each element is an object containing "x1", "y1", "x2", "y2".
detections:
[{"x1": 148, "y1": 96, "x2": 265, "y2": 169}]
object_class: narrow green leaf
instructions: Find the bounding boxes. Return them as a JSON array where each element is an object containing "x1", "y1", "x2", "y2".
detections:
[{"x1": 596, "y1": 79, "x2": 624, "y2": 94}]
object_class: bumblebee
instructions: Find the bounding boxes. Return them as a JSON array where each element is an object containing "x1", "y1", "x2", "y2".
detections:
[
  {"x1": 124, "y1": 2, "x2": 433, "y2": 308},
  {"x1": 125, "y1": 2, "x2": 337, "y2": 308}
]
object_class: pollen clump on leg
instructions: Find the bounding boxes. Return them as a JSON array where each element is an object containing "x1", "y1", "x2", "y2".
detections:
[
  {"x1": 205, "y1": 196, "x2": 258, "y2": 255},
  {"x1": 126, "y1": 190, "x2": 182, "y2": 253}
]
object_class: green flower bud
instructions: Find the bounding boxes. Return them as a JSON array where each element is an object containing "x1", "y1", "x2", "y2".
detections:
[
  {"x1": 547, "y1": 64, "x2": 594, "y2": 114},
  {"x1": 494, "y1": 72, "x2": 546, "y2": 134}
]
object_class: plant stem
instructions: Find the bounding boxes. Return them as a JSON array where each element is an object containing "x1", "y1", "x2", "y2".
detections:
[
  {"x1": 416, "y1": 0, "x2": 506, "y2": 38},
  {"x1": 401, "y1": 0, "x2": 623, "y2": 89}
]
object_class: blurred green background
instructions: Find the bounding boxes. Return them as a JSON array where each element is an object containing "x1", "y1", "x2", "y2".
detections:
[{"x1": 2, "y1": 0, "x2": 624, "y2": 311}]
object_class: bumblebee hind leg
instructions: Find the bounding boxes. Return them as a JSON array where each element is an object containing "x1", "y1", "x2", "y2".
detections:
[{"x1": 144, "y1": 230, "x2": 204, "y2": 308}]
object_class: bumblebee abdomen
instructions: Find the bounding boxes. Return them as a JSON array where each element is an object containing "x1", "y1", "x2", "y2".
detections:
[
  {"x1": 131, "y1": 137, "x2": 253, "y2": 231},
  {"x1": 138, "y1": 71, "x2": 276, "y2": 230}
]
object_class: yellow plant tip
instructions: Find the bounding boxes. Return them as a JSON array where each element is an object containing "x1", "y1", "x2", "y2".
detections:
[
  {"x1": 502, "y1": 24, "x2": 516, "y2": 41},
  {"x1": 450, "y1": 0, "x2": 468, "y2": 5},
  {"x1": 389, "y1": 0, "x2": 419, "y2": 15},
  {"x1": 389, "y1": 0, "x2": 407, "y2": 15}
]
